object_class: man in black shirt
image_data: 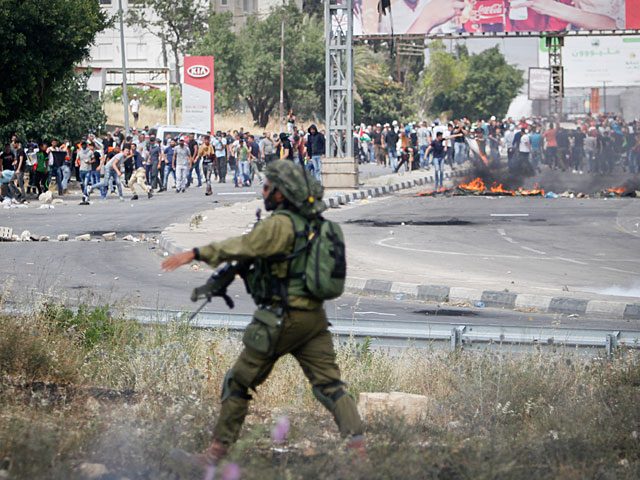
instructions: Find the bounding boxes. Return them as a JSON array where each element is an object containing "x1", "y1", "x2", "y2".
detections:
[
  {"x1": 187, "y1": 133, "x2": 202, "y2": 187},
  {"x1": 371, "y1": 124, "x2": 386, "y2": 165},
  {"x1": 425, "y1": 131, "x2": 447, "y2": 189},
  {"x1": 1, "y1": 144, "x2": 15, "y2": 170}
]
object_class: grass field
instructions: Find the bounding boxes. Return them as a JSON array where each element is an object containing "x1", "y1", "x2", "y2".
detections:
[
  {"x1": 104, "y1": 102, "x2": 319, "y2": 135},
  {"x1": 1, "y1": 299, "x2": 639, "y2": 479}
]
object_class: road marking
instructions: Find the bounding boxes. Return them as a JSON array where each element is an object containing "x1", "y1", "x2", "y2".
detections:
[
  {"x1": 353, "y1": 311, "x2": 397, "y2": 316},
  {"x1": 555, "y1": 256, "x2": 589, "y2": 265},
  {"x1": 601, "y1": 266, "x2": 640, "y2": 275},
  {"x1": 521, "y1": 246, "x2": 546, "y2": 255},
  {"x1": 377, "y1": 237, "x2": 523, "y2": 259},
  {"x1": 217, "y1": 192, "x2": 260, "y2": 195},
  {"x1": 496, "y1": 228, "x2": 517, "y2": 244},
  {"x1": 490, "y1": 213, "x2": 529, "y2": 217}
]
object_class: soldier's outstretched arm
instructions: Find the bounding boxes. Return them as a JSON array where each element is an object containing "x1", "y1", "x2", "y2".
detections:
[{"x1": 161, "y1": 214, "x2": 294, "y2": 272}]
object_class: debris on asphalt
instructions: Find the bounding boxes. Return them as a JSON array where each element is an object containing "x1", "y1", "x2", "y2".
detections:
[
  {"x1": 57, "y1": 234, "x2": 69, "y2": 242},
  {"x1": 102, "y1": 232, "x2": 116, "y2": 241},
  {"x1": 474, "y1": 301, "x2": 485, "y2": 308},
  {"x1": 75, "y1": 234, "x2": 91, "y2": 241},
  {"x1": 19, "y1": 230, "x2": 31, "y2": 242},
  {"x1": 0, "y1": 227, "x2": 13, "y2": 241},
  {"x1": 38, "y1": 191, "x2": 53, "y2": 204}
]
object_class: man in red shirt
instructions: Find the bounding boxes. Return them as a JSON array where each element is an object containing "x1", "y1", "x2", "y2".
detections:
[{"x1": 543, "y1": 123, "x2": 558, "y2": 169}]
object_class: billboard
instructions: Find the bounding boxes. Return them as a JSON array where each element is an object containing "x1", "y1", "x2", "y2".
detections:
[
  {"x1": 355, "y1": 0, "x2": 640, "y2": 36},
  {"x1": 182, "y1": 56, "x2": 214, "y2": 132},
  {"x1": 528, "y1": 68, "x2": 550, "y2": 100},
  {"x1": 538, "y1": 36, "x2": 640, "y2": 87}
]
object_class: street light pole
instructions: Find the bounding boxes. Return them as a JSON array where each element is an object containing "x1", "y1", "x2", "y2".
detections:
[
  {"x1": 279, "y1": 1, "x2": 285, "y2": 134},
  {"x1": 118, "y1": 0, "x2": 130, "y2": 136}
]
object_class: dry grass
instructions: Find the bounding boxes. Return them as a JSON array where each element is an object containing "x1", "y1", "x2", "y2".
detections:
[
  {"x1": 1, "y1": 297, "x2": 639, "y2": 479},
  {"x1": 104, "y1": 102, "x2": 322, "y2": 134}
]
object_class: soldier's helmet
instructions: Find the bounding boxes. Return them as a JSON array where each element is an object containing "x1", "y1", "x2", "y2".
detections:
[{"x1": 264, "y1": 159, "x2": 326, "y2": 217}]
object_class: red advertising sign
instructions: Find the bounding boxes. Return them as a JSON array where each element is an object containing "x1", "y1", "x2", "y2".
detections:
[
  {"x1": 355, "y1": 0, "x2": 639, "y2": 36},
  {"x1": 182, "y1": 56, "x2": 214, "y2": 132}
]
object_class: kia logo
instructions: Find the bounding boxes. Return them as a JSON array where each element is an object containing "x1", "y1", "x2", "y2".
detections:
[{"x1": 187, "y1": 65, "x2": 210, "y2": 78}]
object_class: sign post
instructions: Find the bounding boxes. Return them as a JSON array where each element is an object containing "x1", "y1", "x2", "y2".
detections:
[{"x1": 182, "y1": 56, "x2": 214, "y2": 132}]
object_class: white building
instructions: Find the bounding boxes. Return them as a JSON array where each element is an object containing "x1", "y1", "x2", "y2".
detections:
[{"x1": 84, "y1": 0, "x2": 303, "y2": 73}]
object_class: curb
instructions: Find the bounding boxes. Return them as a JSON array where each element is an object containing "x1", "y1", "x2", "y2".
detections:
[
  {"x1": 322, "y1": 168, "x2": 471, "y2": 209},
  {"x1": 345, "y1": 278, "x2": 640, "y2": 321}
]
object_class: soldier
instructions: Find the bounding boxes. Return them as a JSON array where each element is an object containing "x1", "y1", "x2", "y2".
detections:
[{"x1": 161, "y1": 160, "x2": 366, "y2": 469}]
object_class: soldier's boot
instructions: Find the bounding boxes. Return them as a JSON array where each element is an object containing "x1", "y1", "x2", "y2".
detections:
[{"x1": 169, "y1": 438, "x2": 228, "y2": 470}]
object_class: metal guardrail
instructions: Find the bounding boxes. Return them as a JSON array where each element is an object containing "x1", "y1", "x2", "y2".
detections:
[{"x1": 129, "y1": 308, "x2": 640, "y2": 354}]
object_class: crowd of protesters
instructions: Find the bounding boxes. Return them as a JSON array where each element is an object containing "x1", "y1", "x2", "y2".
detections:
[
  {"x1": 0, "y1": 121, "x2": 327, "y2": 204},
  {"x1": 353, "y1": 112, "x2": 640, "y2": 188},
  {"x1": 2, "y1": 112, "x2": 638, "y2": 204}
]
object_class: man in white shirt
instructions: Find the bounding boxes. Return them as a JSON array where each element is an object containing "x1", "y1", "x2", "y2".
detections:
[{"x1": 129, "y1": 94, "x2": 140, "y2": 124}]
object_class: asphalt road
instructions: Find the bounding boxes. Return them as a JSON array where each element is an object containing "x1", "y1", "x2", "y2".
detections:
[
  {"x1": 328, "y1": 170, "x2": 640, "y2": 299},
  {"x1": 1, "y1": 165, "x2": 638, "y2": 334}
]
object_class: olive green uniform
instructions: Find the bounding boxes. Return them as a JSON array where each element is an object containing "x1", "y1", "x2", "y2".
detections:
[{"x1": 196, "y1": 212, "x2": 363, "y2": 445}]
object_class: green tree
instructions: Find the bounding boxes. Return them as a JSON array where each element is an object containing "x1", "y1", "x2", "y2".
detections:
[
  {"x1": 237, "y1": 2, "x2": 324, "y2": 127},
  {"x1": 354, "y1": 46, "x2": 413, "y2": 125},
  {"x1": 462, "y1": 46, "x2": 524, "y2": 120},
  {"x1": 0, "y1": 71, "x2": 107, "y2": 142},
  {"x1": 191, "y1": 12, "x2": 241, "y2": 112},
  {"x1": 126, "y1": 0, "x2": 210, "y2": 89},
  {"x1": 0, "y1": 0, "x2": 109, "y2": 125},
  {"x1": 418, "y1": 41, "x2": 469, "y2": 118},
  {"x1": 419, "y1": 43, "x2": 523, "y2": 120}
]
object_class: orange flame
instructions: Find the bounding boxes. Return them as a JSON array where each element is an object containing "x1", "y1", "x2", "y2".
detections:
[
  {"x1": 458, "y1": 178, "x2": 486, "y2": 191},
  {"x1": 490, "y1": 182, "x2": 515, "y2": 195},
  {"x1": 518, "y1": 183, "x2": 545, "y2": 196},
  {"x1": 607, "y1": 186, "x2": 626, "y2": 195}
]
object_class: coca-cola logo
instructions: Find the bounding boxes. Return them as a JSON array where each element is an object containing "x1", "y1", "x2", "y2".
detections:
[
  {"x1": 471, "y1": 1, "x2": 505, "y2": 22},
  {"x1": 187, "y1": 65, "x2": 210, "y2": 78}
]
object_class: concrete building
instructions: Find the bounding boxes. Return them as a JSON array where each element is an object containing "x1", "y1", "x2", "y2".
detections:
[{"x1": 85, "y1": 0, "x2": 303, "y2": 73}]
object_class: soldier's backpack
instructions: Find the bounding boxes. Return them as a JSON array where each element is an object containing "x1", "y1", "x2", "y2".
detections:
[{"x1": 276, "y1": 210, "x2": 346, "y2": 301}]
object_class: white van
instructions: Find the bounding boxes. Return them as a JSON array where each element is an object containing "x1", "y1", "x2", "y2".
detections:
[{"x1": 149, "y1": 125, "x2": 210, "y2": 144}]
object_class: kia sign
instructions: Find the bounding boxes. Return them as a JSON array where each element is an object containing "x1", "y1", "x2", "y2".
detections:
[
  {"x1": 355, "y1": 0, "x2": 640, "y2": 36},
  {"x1": 183, "y1": 56, "x2": 214, "y2": 132},
  {"x1": 187, "y1": 65, "x2": 210, "y2": 78}
]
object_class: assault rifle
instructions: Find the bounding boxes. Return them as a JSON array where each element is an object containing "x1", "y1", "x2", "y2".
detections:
[{"x1": 188, "y1": 209, "x2": 261, "y2": 320}]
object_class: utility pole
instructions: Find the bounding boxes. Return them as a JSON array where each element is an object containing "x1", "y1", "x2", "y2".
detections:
[
  {"x1": 279, "y1": 1, "x2": 285, "y2": 134},
  {"x1": 118, "y1": 0, "x2": 130, "y2": 136},
  {"x1": 603, "y1": 81, "x2": 607, "y2": 114}
]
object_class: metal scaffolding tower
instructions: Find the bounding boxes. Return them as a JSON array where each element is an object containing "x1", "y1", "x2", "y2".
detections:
[
  {"x1": 547, "y1": 36, "x2": 564, "y2": 121},
  {"x1": 325, "y1": 0, "x2": 353, "y2": 162}
]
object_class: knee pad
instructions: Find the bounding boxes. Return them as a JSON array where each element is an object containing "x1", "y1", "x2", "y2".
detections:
[
  {"x1": 220, "y1": 370, "x2": 252, "y2": 403},
  {"x1": 312, "y1": 381, "x2": 346, "y2": 413}
]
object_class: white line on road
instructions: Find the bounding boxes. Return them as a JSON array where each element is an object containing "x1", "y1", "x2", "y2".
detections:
[
  {"x1": 601, "y1": 266, "x2": 640, "y2": 275},
  {"x1": 377, "y1": 237, "x2": 523, "y2": 259},
  {"x1": 490, "y1": 213, "x2": 530, "y2": 217},
  {"x1": 521, "y1": 246, "x2": 546, "y2": 255},
  {"x1": 353, "y1": 311, "x2": 397, "y2": 316},
  {"x1": 555, "y1": 256, "x2": 589, "y2": 265},
  {"x1": 217, "y1": 192, "x2": 260, "y2": 195}
]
